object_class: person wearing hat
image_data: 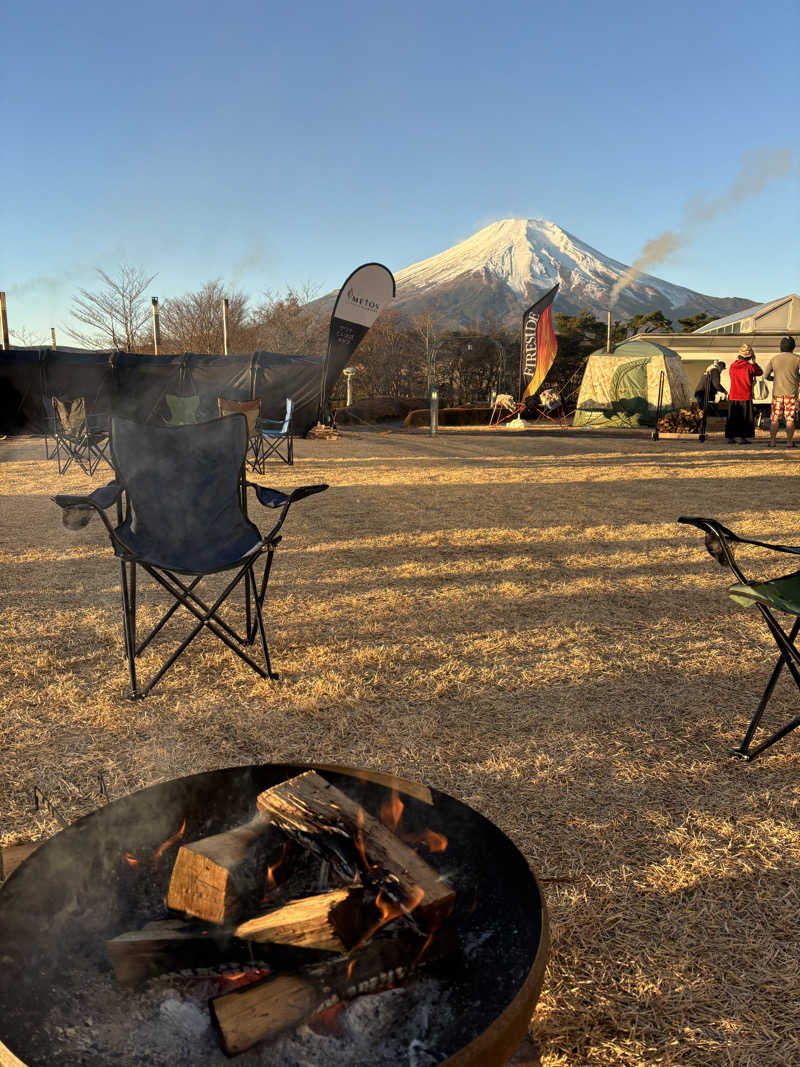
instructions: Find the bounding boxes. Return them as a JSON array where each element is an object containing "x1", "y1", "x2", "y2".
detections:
[
  {"x1": 725, "y1": 344, "x2": 763, "y2": 444},
  {"x1": 763, "y1": 336, "x2": 800, "y2": 448},
  {"x1": 694, "y1": 360, "x2": 727, "y2": 412}
]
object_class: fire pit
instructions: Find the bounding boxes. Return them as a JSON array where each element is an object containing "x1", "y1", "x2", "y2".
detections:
[{"x1": 0, "y1": 764, "x2": 549, "y2": 1066}]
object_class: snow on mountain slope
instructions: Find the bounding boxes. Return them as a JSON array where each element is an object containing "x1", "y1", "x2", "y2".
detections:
[{"x1": 391, "y1": 218, "x2": 751, "y2": 325}]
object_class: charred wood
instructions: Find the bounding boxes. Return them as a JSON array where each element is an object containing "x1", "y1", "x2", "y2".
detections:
[
  {"x1": 211, "y1": 929, "x2": 454, "y2": 1055},
  {"x1": 255, "y1": 772, "x2": 454, "y2": 926}
]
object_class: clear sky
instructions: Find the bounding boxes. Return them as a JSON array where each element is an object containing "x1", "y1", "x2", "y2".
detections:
[{"x1": 2, "y1": 0, "x2": 798, "y2": 342}]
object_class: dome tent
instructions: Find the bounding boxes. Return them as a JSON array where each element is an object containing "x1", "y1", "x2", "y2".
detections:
[{"x1": 573, "y1": 340, "x2": 691, "y2": 428}]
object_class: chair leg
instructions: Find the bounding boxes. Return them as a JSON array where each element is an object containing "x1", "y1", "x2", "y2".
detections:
[
  {"x1": 248, "y1": 566, "x2": 278, "y2": 679},
  {"x1": 732, "y1": 612, "x2": 800, "y2": 761},
  {"x1": 119, "y1": 561, "x2": 139, "y2": 697},
  {"x1": 128, "y1": 559, "x2": 275, "y2": 697}
]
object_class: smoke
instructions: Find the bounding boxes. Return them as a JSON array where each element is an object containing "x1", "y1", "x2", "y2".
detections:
[
  {"x1": 231, "y1": 242, "x2": 268, "y2": 282},
  {"x1": 609, "y1": 146, "x2": 796, "y2": 308}
]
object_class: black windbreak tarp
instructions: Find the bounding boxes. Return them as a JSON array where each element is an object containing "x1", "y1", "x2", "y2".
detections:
[{"x1": 0, "y1": 346, "x2": 344, "y2": 436}]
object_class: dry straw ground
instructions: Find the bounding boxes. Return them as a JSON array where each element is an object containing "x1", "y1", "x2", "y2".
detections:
[{"x1": 1, "y1": 427, "x2": 799, "y2": 1066}]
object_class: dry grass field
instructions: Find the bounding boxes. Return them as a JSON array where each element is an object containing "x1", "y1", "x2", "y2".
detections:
[{"x1": 1, "y1": 427, "x2": 799, "y2": 1066}]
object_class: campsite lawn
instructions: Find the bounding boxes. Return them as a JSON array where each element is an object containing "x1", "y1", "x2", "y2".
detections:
[{"x1": 1, "y1": 427, "x2": 799, "y2": 1066}]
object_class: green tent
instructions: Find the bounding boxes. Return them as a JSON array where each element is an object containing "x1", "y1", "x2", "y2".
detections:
[{"x1": 573, "y1": 340, "x2": 692, "y2": 428}]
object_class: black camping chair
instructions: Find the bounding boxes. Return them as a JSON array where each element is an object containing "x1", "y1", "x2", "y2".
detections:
[
  {"x1": 679, "y1": 514, "x2": 800, "y2": 761},
  {"x1": 52, "y1": 415, "x2": 327, "y2": 698},
  {"x1": 51, "y1": 396, "x2": 110, "y2": 476}
]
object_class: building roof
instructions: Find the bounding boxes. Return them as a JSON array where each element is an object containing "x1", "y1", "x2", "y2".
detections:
[{"x1": 694, "y1": 294, "x2": 800, "y2": 334}]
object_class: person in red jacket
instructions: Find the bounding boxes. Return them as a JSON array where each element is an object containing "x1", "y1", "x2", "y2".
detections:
[{"x1": 725, "y1": 343, "x2": 763, "y2": 444}]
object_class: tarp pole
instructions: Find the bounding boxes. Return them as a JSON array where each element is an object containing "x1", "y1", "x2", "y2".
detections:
[
  {"x1": 51, "y1": 329, "x2": 57, "y2": 350},
  {"x1": 152, "y1": 298, "x2": 160, "y2": 356},
  {"x1": 606, "y1": 311, "x2": 613, "y2": 354},
  {"x1": 0, "y1": 292, "x2": 9, "y2": 349},
  {"x1": 222, "y1": 298, "x2": 230, "y2": 355}
]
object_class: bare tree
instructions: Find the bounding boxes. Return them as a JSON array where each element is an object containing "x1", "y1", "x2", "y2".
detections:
[
  {"x1": 250, "y1": 284, "x2": 327, "y2": 354},
  {"x1": 351, "y1": 311, "x2": 422, "y2": 397},
  {"x1": 159, "y1": 280, "x2": 249, "y2": 354},
  {"x1": 68, "y1": 265, "x2": 156, "y2": 351},
  {"x1": 411, "y1": 309, "x2": 446, "y2": 395}
]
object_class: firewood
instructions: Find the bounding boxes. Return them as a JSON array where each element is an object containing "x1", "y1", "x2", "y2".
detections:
[
  {"x1": 167, "y1": 813, "x2": 272, "y2": 924},
  {"x1": 106, "y1": 920, "x2": 257, "y2": 985},
  {"x1": 211, "y1": 929, "x2": 454, "y2": 1055},
  {"x1": 256, "y1": 772, "x2": 454, "y2": 926},
  {"x1": 234, "y1": 887, "x2": 371, "y2": 953}
]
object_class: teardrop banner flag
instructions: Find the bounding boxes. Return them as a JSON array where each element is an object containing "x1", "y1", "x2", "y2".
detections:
[
  {"x1": 520, "y1": 283, "x2": 559, "y2": 401},
  {"x1": 319, "y1": 262, "x2": 396, "y2": 423}
]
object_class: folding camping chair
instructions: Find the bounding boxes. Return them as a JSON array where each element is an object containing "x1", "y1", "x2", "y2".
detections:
[
  {"x1": 52, "y1": 414, "x2": 327, "y2": 698},
  {"x1": 51, "y1": 396, "x2": 110, "y2": 476},
  {"x1": 163, "y1": 393, "x2": 202, "y2": 426},
  {"x1": 253, "y1": 398, "x2": 294, "y2": 468},
  {"x1": 679, "y1": 514, "x2": 800, "y2": 760},
  {"x1": 536, "y1": 388, "x2": 569, "y2": 429},
  {"x1": 217, "y1": 397, "x2": 262, "y2": 469},
  {"x1": 489, "y1": 394, "x2": 520, "y2": 426}
]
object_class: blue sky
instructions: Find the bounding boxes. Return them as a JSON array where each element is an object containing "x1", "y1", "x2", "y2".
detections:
[{"x1": 2, "y1": 0, "x2": 798, "y2": 342}]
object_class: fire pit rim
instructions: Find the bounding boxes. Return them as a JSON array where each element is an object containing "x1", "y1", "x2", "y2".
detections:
[{"x1": 0, "y1": 761, "x2": 549, "y2": 1067}]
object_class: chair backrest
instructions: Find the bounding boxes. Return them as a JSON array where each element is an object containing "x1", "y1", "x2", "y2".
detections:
[
  {"x1": 111, "y1": 415, "x2": 259, "y2": 571},
  {"x1": 164, "y1": 394, "x2": 201, "y2": 426},
  {"x1": 218, "y1": 397, "x2": 261, "y2": 436},
  {"x1": 53, "y1": 397, "x2": 87, "y2": 437}
]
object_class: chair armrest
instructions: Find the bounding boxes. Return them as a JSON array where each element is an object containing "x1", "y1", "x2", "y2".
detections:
[
  {"x1": 250, "y1": 486, "x2": 289, "y2": 509},
  {"x1": 679, "y1": 515, "x2": 800, "y2": 555},
  {"x1": 247, "y1": 483, "x2": 328, "y2": 541},
  {"x1": 247, "y1": 483, "x2": 327, "y2": 508},
  {"x1": 255, "y1": 418, "x2": 290, "y2": 431},
  {"x1": 53, "y1": 482, "x2": 122, "y2": 530}
]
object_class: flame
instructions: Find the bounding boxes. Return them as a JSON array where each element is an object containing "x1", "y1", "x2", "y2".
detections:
[
  {"x1": 261, "y1": 841, "x2": 289, "y2": 901},
  {"x1": 347, "y1": 885, "x2": 426, "y2": 974},
  {"x1": 308, "y1": 1001, "x2": 347, "y2": 1036},
  {"x1": 123, "y1": 819, "x2": 186, "y2": 868},
  {"x1": 153, "y1": 818, "x2": 186, "y2": 859},
  {"x1": 354, "y1": 806, "x2": 372, "y2": 871},
  {"x1": 421, "y1": 828, "x2": 447, "y2": 853},
  {"x1": 380, "y1": 790, "x2": 404, "y2": 833}
]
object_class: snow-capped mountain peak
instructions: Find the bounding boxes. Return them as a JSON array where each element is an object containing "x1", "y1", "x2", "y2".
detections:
[{"x1": 390, "y1": 218, "x2": 752, "y2": 326}]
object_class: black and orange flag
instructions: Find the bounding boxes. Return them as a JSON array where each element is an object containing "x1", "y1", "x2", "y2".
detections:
[{"x1": 520, "y1": 283, "x2": 559, "y2": 400}]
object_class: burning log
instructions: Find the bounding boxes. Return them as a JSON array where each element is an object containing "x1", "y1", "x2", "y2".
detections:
[
  {"x1": 167, "y1": 813, "x2": 272, "y2": 924},
  {"x1": 234, "y1": 887, "x2": 372, "y2": 953},
  {"x1": 106, "y1": 919, "x2": 258, "y2": 985},
  {"x1": 211, "y1": 929, "x2": 454, "y2": 1055},
  {"x1": 256, "y1": 772, "x2": 455, "y2": 926}
]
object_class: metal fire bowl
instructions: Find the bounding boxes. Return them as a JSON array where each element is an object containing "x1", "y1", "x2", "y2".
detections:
[{"x1": 0, "y1": 763, "x2": 549, "y2": 1067}]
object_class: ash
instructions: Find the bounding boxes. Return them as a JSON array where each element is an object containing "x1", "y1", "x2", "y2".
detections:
[{"x1": 35, "y1": 971, "x2": 454, "y2": 1066}]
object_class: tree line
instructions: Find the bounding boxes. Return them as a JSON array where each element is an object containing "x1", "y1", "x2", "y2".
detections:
[{"x1": 53, "y1": 265, "x2": 714, "y2": 406}]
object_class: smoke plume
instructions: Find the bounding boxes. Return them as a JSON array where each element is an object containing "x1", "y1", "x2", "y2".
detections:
[{"x1": 609, "y1": 146, "x2": 795, "y2": 308}]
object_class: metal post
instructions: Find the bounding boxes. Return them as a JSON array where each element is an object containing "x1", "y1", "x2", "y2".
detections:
[
  {"x1": 0, "y1": 292, "x2": 9, "y2": 349},
  {"x1": 51, "y1": 328, "x2": 57, "y2": 350},
  {"x1": 429, "y1": 387, "x2": 439, "y2": 436},
  {"x1": 222, "y1": 298, "x2": 230, "y2": 355},
  {"x1": 151, "y1": 297, "x2": 160, "y2": 355},
  {"x1": 651, "y1": 369, "x2": 665, "y2": 440},
  {"x1": 699, "y1": 374, "x2": 711, "y2": 442}
]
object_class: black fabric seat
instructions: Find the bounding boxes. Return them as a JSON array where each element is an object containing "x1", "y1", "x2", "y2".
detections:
[
  {"x1": 51, "y1": 396, "x2": 110, "y2": 476},
  {"x1": 53, "y1": 415, "x2": 327, "y2": 698}
]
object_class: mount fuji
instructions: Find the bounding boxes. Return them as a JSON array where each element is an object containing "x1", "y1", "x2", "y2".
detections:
[{"x1": 376, "y1": 218, "x2": 753, "y2": 329}]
